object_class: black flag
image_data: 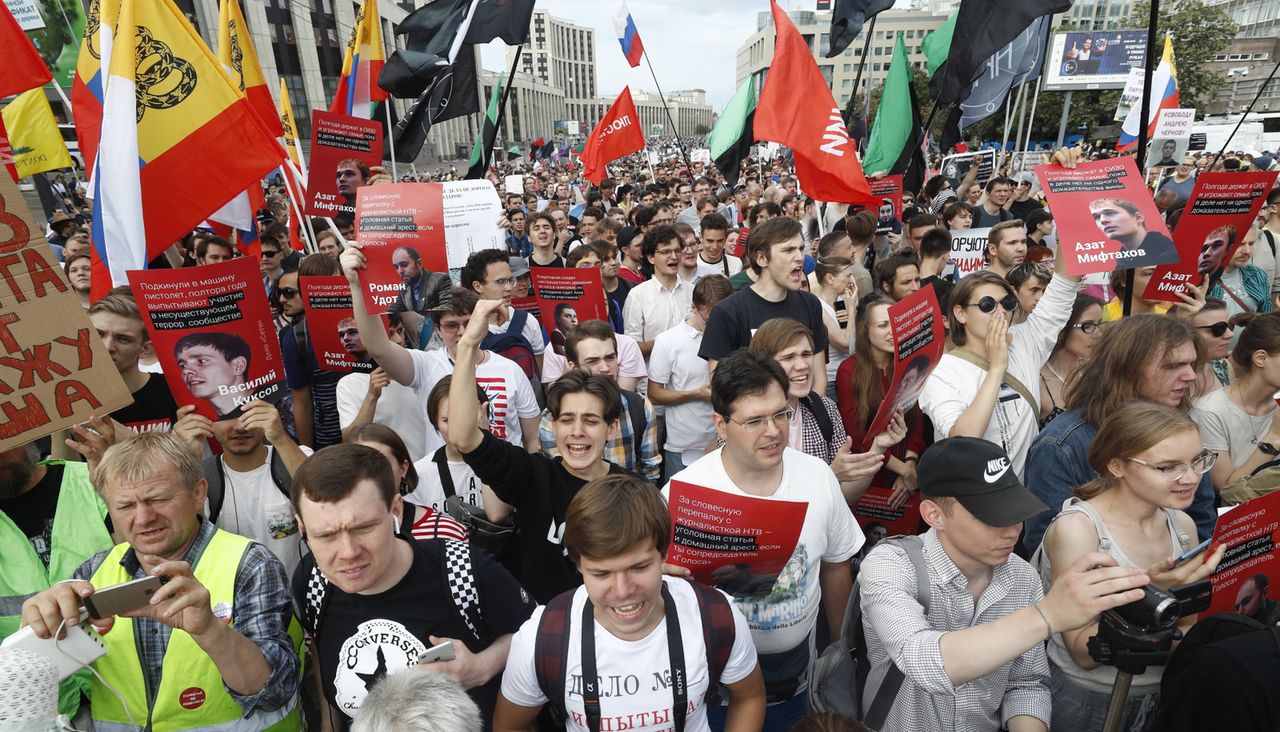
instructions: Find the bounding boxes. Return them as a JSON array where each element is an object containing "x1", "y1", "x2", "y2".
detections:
[
  {"x1": 392, "y1": 46, "x2": 479, "y2": 162},
  {"x1": 826, "y1": 0, "x2": 894, "y2": 58},
  {"x1": 929, "y1": 0, "x2": 1070, "y2": 106},
  {"x1": 463, "y1": 0, "x2": 536, "y2": 45}
]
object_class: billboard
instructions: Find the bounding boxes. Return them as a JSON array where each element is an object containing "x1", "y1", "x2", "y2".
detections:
[{"x1": 1043, "y1": 30, "x2": 1147, "y2": 91}]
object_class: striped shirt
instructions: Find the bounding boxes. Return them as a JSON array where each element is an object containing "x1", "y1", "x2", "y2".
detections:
[
  {"x1": 859, "y1": 529, "x2": 1051, "y2": 732},
  {"x1": 407, "y1": 505, "x2": 470, "y2": 543}
]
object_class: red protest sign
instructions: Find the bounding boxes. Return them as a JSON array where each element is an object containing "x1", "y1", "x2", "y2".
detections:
[
  {"x1": 1205, "y1": 490, "x2": 1280, "y2": 618},
  {"x1": 354, "y1": 182, "x2": 447, "y2": 314},
  {"x1": 1036, "y1": 157, "x2": 1178, "y2": 276},
  {"x1": 1142, "y1": 172, "x2": 1278, "y2": 303},
  {"x1": 530, "y1": 268, "x2": 608, "y2": 356},
  {"x1": 130, "y1": 258, "x2": 287, "y2": 421},
  {"x1": 299, "y1": 276, "x2": 376, "y2": 373},
  {"x1": 0, "y1": 174, "x2": 131, "y2": 452},
  {"x1": 853, "y1": 490, "x2": 923, "y2": 538},
  {"x1": 862, "y1": 285, "x2": 945, "y2": 450},
  {"x1": 868, "y1": 175, "x2": 904, "y2": 234},
  {"x1": 667, "y1": 480, "x2": 808, "y2": 594},
  {"x1": 305, "y1": 110, "x2": 383, "y2": 218}
]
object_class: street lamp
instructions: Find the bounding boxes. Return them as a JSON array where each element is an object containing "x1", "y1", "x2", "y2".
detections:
[{"x1": 1227, "y1": 66, "x2": 1250, "y2": 117}]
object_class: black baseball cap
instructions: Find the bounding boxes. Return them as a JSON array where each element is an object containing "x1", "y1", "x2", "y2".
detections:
[
  {"x1": 917, "y1": 437, "x2": 1048, "y2": 527},
  {"x1": 618, "y1": 226, "x2": 641, "y2": 250}
]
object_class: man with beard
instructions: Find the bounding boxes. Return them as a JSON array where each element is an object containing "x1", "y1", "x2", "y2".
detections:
[
  {"x1": 172, "y1": 400, "x2": 310, "y2": 576},
  {"x1": 0, "y1": 441, "x2": 113, "y2": 716},
  {"x1": 973, "y1": 177, "x2": 1017, "y2": 228}
]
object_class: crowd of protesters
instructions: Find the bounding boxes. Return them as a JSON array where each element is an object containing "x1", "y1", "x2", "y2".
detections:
[{"x1": 5, "y1": 138, "x2": 1280, "y2": 732}]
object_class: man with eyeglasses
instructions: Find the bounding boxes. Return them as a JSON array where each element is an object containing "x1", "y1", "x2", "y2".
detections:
[
  {"x1": 624, "y1": 225, "x2": 695, "y2": 359},
  {"x1": 1025, "y1": 315, "x2": 1218, "y2": 550},
  {"x1": 674, "y1": 222, "x2": 702, "y2": 285},
  {"x1": 662, "y1": 350, "x2": 863, "y2": 730},
  {"x1": 677, "y1": 177, "x2": 715, "y2": 229},
  {"x1": 259, "y1": 241, "x2": 285, "y2": 292},
  {"x1": 460, "y1": 249, "x2": 545, "y2": 373}
]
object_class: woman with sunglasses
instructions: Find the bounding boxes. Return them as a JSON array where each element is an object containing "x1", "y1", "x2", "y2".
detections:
[
  {"x1": 1036, "y1": 401, "x2": 1224, "y2": 730},
  {"x1": 920, "y1": 257, "x2": 1080, "y2": 480},
  {"x1": 1190, "y1": 297, "x2": 1233, "y2": 393},
  {"x1": 1191, "y1": 312, "x2": 1280, "y2": 499},
  {"x1": 1039, "y1": 294, "x2": 1104, "y2": 428}
]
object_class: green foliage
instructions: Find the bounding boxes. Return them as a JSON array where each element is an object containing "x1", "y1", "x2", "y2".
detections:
[
  {"x1": 1128, "y1": 0, "x2": 1236, "y2": 112},
  {"x1": 694, "y1": 123, "x2": 710, "y2": 135}
]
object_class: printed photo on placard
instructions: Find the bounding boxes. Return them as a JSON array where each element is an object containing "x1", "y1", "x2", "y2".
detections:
[
  {"x1": 1142, "y1": 172, "x2": 1277, "y2": 303},
  {"x1": 130, "y1": 258, "x2": 286, "y2": 421},
  {"x1": 354, "y1": 182, "x2": 447, "y2": 314},
  {"x1": 1149, "y1": 137, "x2": 1190, "y2": 169},
  {"x1": 941, "y1": 149, "x2": 996, "y2": 191},
  {"x1": 1205, "y1": 490, "x2": 1280, "y2": 617},
  {"x1": 862, "y1": 286, "x2": 945, "y2": 449},
  {"x1": 1036, "y1": 156, "x2": 1178, "y2": 275},
  {"x1": 530, "y1": 268, "x2": 608, "y2": 356},
  {"x1": 300, "y1": 275, "x2": 384, "y2": 372},
  {"x1": 305, "y1": 110, "x2": 383, "y2": 218}
]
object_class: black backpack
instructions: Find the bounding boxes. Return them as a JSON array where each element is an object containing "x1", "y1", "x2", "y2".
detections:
[
  {"x1": 800, "y1": 391, "x2": 834, "y2": 443},
  {"x1": 202, "y1": 451, "x2": 292, "y2": 524}
]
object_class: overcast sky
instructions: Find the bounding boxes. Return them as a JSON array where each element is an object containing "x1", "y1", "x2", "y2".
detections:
[{"x1": 479, "y1": 0, "x2": 923, "y2": 113}]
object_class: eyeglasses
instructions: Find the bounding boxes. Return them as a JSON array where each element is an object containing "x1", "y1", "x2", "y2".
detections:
[
  {"x1": 487, "y1": 277, "x2": 515, "y2": 287},
  {"x1": 682, "y1": 241, "x2": 700, "y2": 251},
  {"x1": 728, "y1": 406, "x2": 794, "y2": 433},
  {"x1": 1072, "y1": 321, "x2": 1102, "y2": 335},
  {"x1": 1196, "y1": 321, "x2": 1232, "y2": 337},
  {"x1": 1124, "y1": 450, "x2": 1217, "y2": 483},
  {"x1": 964, "y1": 294, "x2": 1019, "y2": 314},
  {"x1": 655, "y1": 247, "x2": 682, "y2": 258},
  {"x1": 437, "y1": 321, "x2": 467, "y2": 332},
  {"x1": 276, "y1": 287, "x2": 299, "y2": 299}
]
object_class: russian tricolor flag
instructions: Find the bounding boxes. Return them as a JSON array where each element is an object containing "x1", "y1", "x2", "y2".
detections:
[
  {"x1": 1118, "y1": 34, "x2": 1179, "y2": 152},
  {"x1": 614, "y1": 2, "x2": 645, "y2": 68}
]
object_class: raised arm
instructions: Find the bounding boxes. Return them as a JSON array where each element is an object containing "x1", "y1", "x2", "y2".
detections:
[{"x1": 448, "y1": 299, "x2": 509, "y2": 455}]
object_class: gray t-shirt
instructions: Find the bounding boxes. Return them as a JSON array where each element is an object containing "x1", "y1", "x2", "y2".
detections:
[{"x1": 1191, "y1": 388, "x2": 1274, "y2": 468}]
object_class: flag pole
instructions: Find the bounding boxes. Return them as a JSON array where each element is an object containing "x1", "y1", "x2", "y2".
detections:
[
  {"x1": 485, "y1": 44, "x2": 525, "y2": 179},
  {"x1": 1123, "y1": 0, "x2": 1161, "y2": 318},
  {"x1": 385, "y1": 102, "x2": 399, "y2": 179},
  {"x1": 842, "y1": 16, "x2": 878, "y2": 131},
  {"x1": 639, "y1": 50, "x2": 692, "y2": 171},
  {"x1": 1023, "y1": 76, "x2": 1043, "y2": 153}
]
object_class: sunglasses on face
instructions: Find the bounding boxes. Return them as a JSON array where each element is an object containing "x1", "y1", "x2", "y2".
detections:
[
  {"x1": 964, "y1": 294, "x2": 1019, "y2": 314},
  {"x1": 276, "y1": 287, "x2": 299, "y2": 299},
  {"x1": 1197, "y1": 321, "x2": 1232, "y2": 337}
]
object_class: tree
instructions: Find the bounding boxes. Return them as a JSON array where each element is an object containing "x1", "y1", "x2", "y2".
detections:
[
  {"x1": 1127, "y1": 0, "x2": 1235, "y2": 111},
  {"x1": 694, "y1": 123, "x2": 710, "y2": 135}
]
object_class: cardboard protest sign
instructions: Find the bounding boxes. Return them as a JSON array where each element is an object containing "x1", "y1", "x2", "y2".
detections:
[
  {"x1": 530, "y1": 268, "x2": 608, "y2": 356},
  {"x1": 941, "y1": 149, "x2": 996, "y2": 190},
  {"x1": 441, "y1": 180, "x2": 504, "y2": 270},
  {"x1": 861, "y1": 286, "x2": 945, "y2": 450},
  {"x1": 1205, "y1": 490, "x2": 1280, "y2": 617},
  {"x1": 0, "y1": 175, "x2": 130, "y2": 451},
  {"x1": 354, "y1": 182, "x2": 446, "y2": 314},
  {"x1": 299, "y1": 276, "x2": 376, "y2": 373},
  {"x1": 305, "y1": 110, "x2": 383, "y2": 218},
  {"x1": 1036, "y1": 157, "x2": 1178, "y2": 276},
  {"x1": 1142, "y1": 172, "x2": 1277, "y2": 303},
  {"x1": 129, "y1": 258, "x2": 286, "y2": 421},
  {"x1": 667, "y1": 480, "x2": 808, "y2": 596},
  {"x1": 947, "y1": 227, "x2": 992, "y2": 279}
]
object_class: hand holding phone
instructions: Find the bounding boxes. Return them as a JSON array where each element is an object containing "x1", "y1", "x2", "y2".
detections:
[
  {"x1": 415, "y1": 640, "x2": 455, "y2": 665},
  {"x1": 84, "y1": 576, "x2": 168, "y2": 619},
  {"x1": 1173, "y1": 538, "x2": 1213, "y2": 567}
]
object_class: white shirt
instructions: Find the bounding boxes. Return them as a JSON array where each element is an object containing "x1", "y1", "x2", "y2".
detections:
[
  {"x1": 490, "y1": 305, "x2": 546, "y2": 355},
  {"x1": 648, "y1": 321, "x2": 713, "y2": 458},
  {"x1": 206, "y1": 445, "x2": 314, "y2": 577},
  {"x1": 540, "y1": 332, "x2": 649, "y2": 383},
  {"x1": 335, "y1": 373, "x2": 430, "y2": 462},
  {"x1": 408, "y1": 348, "x2": 541, "y2": 452},
  {"x1": 501, "y1": 577, "x2": 758, "y2": 732},
  {"x1": 408, "y1": 451, "x2": 488, "y2": 513},
  {"x1": 663, "y1": 447, "x2": 863, "y2": 654},
  {"x1": 623, "y1": 276, "x2": 694, "y2": 345},
  {"x1": 817, "y1": 298, "x2": 849, "y2": 386},
  {"x1": 696, "y1": 254, "x2": 742, "y2": 281},
  {"x1": 919, "y1": 273, "x2": 1078, "y2": 479}
]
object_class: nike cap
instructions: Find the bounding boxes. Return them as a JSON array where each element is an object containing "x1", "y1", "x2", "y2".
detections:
[{"x1": 917, "y1": 437, "x2": 1048, "y2": 527}]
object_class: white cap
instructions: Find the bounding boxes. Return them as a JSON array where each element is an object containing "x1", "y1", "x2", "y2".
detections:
[{"x1": 0, "y1": 647, "x2": 60, "y2": 730}]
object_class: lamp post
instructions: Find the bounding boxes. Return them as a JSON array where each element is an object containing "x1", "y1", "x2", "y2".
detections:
[{"x1": 1227, "y1": 66, "x2": 1250, "y2": 116}]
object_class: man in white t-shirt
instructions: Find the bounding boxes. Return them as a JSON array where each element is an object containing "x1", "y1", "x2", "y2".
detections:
[
  {"x1": 460, "y1": 248, "x2": 546, "y2": 370},
  {"x1": 497, "y1": 474, "x2": 765, "y2": 732},
  {"x1": 663, "y1": 350, "x2": 862, "y2": 729},
  {"x1": 695, "y1": 213, "x2": 742, "y2": 280},
  {"x1": 541, "y1": 331, "x2": 647, "y2": 391},
  {"x1": 340, "y1": 244, "x2": 542, "y2": 456},
  {"x1": 335, "y1": 312, "x2": 430, "y2": 461},
  {"x1": 173, "y1": 399, "x2": 311, "y2": 576}
]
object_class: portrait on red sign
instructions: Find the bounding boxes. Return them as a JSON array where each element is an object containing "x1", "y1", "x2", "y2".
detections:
[
  {"x1": 354, "y1": 182, "x2": 447, "y2": 314},
  {"x1": 300, "y1": 275, "x2": 382, "y2": 373},
  {"x1": 529, "y1": 268, "x2": 608, "y2": 356},
  {"x1": 305, "y1": 110, "x2": 383, "y2": 219},
  {"x1": 862, "y1": 286, "x2": 945, "y2": 449}
]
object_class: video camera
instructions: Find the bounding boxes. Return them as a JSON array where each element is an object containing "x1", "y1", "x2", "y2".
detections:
[{"x1": 1087, "y1": 579, "x2": 1212, "y2": 674}]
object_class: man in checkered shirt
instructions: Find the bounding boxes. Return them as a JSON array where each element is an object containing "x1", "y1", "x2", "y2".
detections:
[{"x1": 859, "y1": 437, "x2": 1154, "y2": 732}]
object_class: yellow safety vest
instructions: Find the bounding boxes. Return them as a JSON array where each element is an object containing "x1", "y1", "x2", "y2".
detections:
[
  {"x1": 88, "y1": 528, "x2": 303, "y2": 732},
  {"x1": 0, "y1": 461, "x2": 112, "y2": 715}
]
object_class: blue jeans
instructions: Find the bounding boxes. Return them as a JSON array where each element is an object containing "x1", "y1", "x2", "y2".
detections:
[
  {"x1": 706, "y1": 690, "x2": 806, "y2": 732},
  {"x1": 1048, "y1": 663, "x2": 1160, "y2": 731},
  {"x1": 664, "y1": 450, "x2": 688, "y2": 477}
]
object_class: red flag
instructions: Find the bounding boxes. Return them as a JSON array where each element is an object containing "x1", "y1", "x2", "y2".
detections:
[
  {"x1": 581, "y1": 87, "x2": 645, "y2": 185},
  {"x1": 0, "y1": 3, "x2": 52, "y2": 98},
  {"x1": 754, "y1": 0, "x2": 875, "y2": 206},
  {"x1": 0, "y1": 116, "x2": 18, "y2": 184}
]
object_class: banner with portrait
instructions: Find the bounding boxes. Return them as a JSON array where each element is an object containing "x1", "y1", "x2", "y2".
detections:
[
  {"x1": 130, "y1": 258, "x2": 286, "y2": 421},
  {"x1": 299, "y1": 275, "x2": 376, "y2": 373},
  {"x1": 1035, "y1": 157, "x2": 1178, "y2": 276},
  {"x1": 354, "y1": 182, "x2": 447, "y2": 314},
  {"x1": 861, "y1": 285, "x2": 945, "y2": 451},
  {"x1": 1142, "y1": 172, "x2": 1277, "y2": 303},
  {"x1": 1205, "y1": 490, "x2": 1280, "y2": 618},
  {"x1": 305, "y1": 110, "x2": 383, "y2": 218},
  {"x1": 529, "y1": 268, "x2": 608, "y2": 357}
]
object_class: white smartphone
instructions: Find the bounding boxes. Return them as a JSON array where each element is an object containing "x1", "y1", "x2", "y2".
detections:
[
  {"x1": 2, "y1": 612, "x2": 106, "y2": 680},
  {"x1": 416, "y1": 640, "x2": 455, "y2": 664}
]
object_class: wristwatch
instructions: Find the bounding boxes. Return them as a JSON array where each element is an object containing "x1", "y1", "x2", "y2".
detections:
[{"x1": 1259, "y1": 442, "x2": 1279, "y2": 456}]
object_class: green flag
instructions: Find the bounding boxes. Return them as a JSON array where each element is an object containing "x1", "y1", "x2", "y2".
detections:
[
  {"x1": 863, "y1": 34, "x2": 913, "y2": 176},
  {"x1": 923, "y1": 14, "x2": 956, "y2": 77},
  {"x1": 466, "y1": 73, "x2": 504, "y2": 179},
  {"x1": 707, "y1": 77, "x2": 757, "y2": 187}
]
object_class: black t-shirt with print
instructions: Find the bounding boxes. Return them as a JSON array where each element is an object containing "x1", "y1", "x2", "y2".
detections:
[
  {"x1": 293, "y1": 536, "x2": 536, "y2": 730},
  {"x1": 699, "y1": 286, "x2": 829, "y2": 361},
  {"x1": 0, "y1": 463, "x2": 65, "y2": 567},
  {"x1": 110, "y1": 372, "x2": 179, "y2": 433}
]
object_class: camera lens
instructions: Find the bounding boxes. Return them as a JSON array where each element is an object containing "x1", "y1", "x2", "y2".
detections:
[{"x1": 1113, "y1": 585, "x2": 1180, "y2": 629}]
